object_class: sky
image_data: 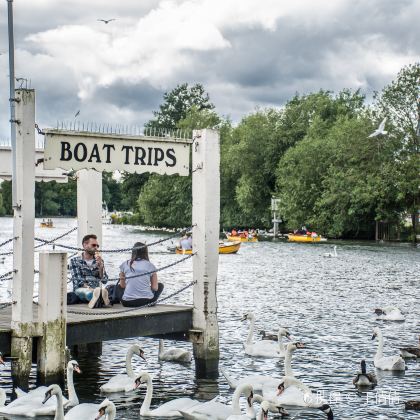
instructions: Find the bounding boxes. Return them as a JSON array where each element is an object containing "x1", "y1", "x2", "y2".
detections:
[{"x1": 0, "y1": 0, "x2": 419, "y2": 138}]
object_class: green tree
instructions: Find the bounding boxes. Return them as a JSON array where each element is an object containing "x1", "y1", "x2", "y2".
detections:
[
  {"x1": 375, "y1": 62, "x2": 420, "y2": 241},
  {"x1": 137, "y1": 88, "x2": 221, "y2": 227},
  {"x1": 0, "y1": 181, "x2": 12, "y2": 215},
  {"x1": 102, "y1": 172, "x2": 124, "y2": 211},
  {"x1": 0, "y1": 188, "x2": 5, "y2": 216},
  {"x1": 146, "y1": 83, "x2": 215, "y2": 129}
]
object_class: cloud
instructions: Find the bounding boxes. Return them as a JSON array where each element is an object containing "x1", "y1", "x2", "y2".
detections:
[{"x1": 0, "y1": 0, "x2": 419, "y2": 135}]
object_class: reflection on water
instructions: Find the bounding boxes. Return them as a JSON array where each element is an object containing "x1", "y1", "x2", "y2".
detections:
[{"x1": 0, "y1": 218, "x2": 419, "y2": 419}]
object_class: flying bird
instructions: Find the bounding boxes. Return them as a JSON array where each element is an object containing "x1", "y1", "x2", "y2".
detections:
[
  {"x1": 74, "y1": 110, "x2": 80, "y2": 118},
  {"x1": 97, "y1": 19, "x2": 116, "y2": 24},
  {"x1": 368, "y1": 117, "x2": 388, "y2": 138}
]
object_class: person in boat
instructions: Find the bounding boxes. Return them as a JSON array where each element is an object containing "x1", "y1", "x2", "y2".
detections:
[
  {"x1": 231, "y1": 228, "x2": 238, "y2": 236},
  {"x1": 69, "y1": 234, "x2": 108, "y2": 305},
  {"x1": 119, "y1": 242, "x2": 164, "y2": 307},
  {"x1": 180, "y1": 232, "x2": 193, "y2": 250}
]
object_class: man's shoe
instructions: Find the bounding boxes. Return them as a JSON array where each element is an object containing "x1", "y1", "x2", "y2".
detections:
[{"x1": 88, "y1": 287, "x2": 101, "y2": 309}]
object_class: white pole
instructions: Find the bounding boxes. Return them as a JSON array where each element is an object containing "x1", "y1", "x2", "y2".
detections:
[
  {"x1": 11, "y1": 88, "x2": 36, "y2": 388},
  {"x1": 7, "y1": 0, "x2": 17, "y2": 205},
  {"x1": 77, "y1": 169, "x2": 103, "y2": 245},
  {"x1": 37, "y1": 251, "x2": 67, "y2": 384},
  {"x1": 192, "y1": 129, "x2": 220, "y2": 376}
]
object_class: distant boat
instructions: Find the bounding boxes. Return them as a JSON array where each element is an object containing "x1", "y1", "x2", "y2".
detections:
[
  {"x1": 40, "y1": 219, "x2": 53, "y2": 228},
  {"x1": 288, "y1": 234, "x2": 323, "y2": 243},
  {"x1": 226, "y1": 234, "x2": 258, "y2": 243},
  {"x1": 175, "y1": 241, "x2": 241, "y2": 255}
]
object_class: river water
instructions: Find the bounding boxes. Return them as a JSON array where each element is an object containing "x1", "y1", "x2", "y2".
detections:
[{"x1": 0, "y1": 217, "x2": 419, "y2": 419}]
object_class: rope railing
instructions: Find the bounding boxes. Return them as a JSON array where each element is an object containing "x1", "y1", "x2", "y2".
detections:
[
  {"x1": 67, "y1": 279, "x2": 196, "y2": 316},
  {"x1": 34, "y1": 226, "x2": 194, "y2": 254}
]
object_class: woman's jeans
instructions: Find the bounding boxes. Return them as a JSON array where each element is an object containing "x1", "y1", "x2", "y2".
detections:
[
  {"x1": 121, "y1": 283, "x2": 164, "y2": 307},
  {"x1": 75, "y1": 287, "x2": 93, "y2": 302}
]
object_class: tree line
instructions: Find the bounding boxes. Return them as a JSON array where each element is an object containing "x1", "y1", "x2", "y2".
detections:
[{"x1": 0, "y1": 64, "x2": 418, "y2": 240}]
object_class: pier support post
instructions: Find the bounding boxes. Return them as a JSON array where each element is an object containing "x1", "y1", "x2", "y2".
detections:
[
  {"x1": 77, "y1": 169, "x2": 103, "y2": 245},
  {"x1": 192, "y1": 129, "x2": 220, "y2": 378},
  {"x1": 11, "y1": 89, "x2": 36, "y2": 390},
  {"x1": 37, "y1": 251, "x2": 67, "y2": 385}
]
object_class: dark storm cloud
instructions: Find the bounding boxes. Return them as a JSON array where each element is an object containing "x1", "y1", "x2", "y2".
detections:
[{"x1": 0, "y1": 0, "x2": 418, "y2": 135}]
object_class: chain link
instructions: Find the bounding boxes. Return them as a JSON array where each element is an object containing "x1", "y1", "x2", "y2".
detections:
[
  {"x1": 0, "y1": 237, "x2": 16, "y2": 249},
  {"x1": 105, "y1": 253, "x2": 195, "y2": 282},
  {"x1": 0, "y1": 270, "x2": 15, "y2": 281},
  {"x1": 35, "y1": 123, "x2": 45, "y2": 135},
  {"x1": 34, "y1": 226, "x2": 78, "y2": 249},
  {"x1": 0, "y1": 302, "x2": 13, "y2": 310},
  {"x1": 34, "y1": 226, "x2": 194, "y2": 253},
  {"x1": 67, "y1": 279, "x2": 196, "y2": 316}
]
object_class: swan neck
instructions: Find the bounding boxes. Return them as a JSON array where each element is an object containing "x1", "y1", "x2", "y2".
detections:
[
  {"x1": 278, "y1": 333, "x2": 284, "y2": 351},
  {"x1": 246, "y1": 317, "x2": 254, "y2": 345},
  {"x1": 284, "y1": 348, "x2": 294, "y2": 376},
  {"x1": 67, "y1": 366, "x2": 79, "y2": 405},
  {"x1": 126, "y1": 347, "x2": 135, "y2": 378},
  {"x1": 140, "y1": 375, "x2": 153, "y2": 415},
  {"x1": 232, "y1": 384, "x2": 248, "y2": 414},
  {"x1": 54, "y1": 391, "x2": 65, "y2": 420},
  {"x1": 158, "y1": 340, "x2": 164, "y2": 356},
  {"x1": 0, "y1": 390, "x2": 6, "y2": 406},
  {"x1": 107, "y1": 404, "x2": 117, "y2": 420},
  {"x1": 375, "y1": 334, "x2": 384, "y2": 359}
]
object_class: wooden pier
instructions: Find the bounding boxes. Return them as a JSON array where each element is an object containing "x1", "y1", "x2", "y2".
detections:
[
  {"x1": 2, "y1": 88, "x2": 220, "y2": 386},
  {"x1": 0, "y1": 304, "x2": 193, "y2": 355}
]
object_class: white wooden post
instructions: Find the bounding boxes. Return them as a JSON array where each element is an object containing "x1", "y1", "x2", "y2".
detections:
[
  {"x1": 192, "y1": 129, "x2": 220, "y2": 376},
  {"x1": 77, "y1": 169, "x2": 103, "y2": 245},
  {"x1": 11, "y1": 89, "x2": 36, "y2": 388},
  {"x1": 37, "y1": 251, "x2": 67, "y2": 384}
]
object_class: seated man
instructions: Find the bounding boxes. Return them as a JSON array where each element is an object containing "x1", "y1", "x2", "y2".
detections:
[{"x1": 69, "y1": 234, "x2": 109, "y2": 307}]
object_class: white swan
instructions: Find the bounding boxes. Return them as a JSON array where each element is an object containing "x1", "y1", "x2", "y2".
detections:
[
  {"x1": 263, "y1": 376, "x2": 327, "y2": 408},
  {"x1": 221, "y1": 342, "x2": 304, "y2": 391},
  {"x1": 158, "y1": 339, "x2": 192, "y2": 363},
  {"x1": 323, "y1": 246, "x2": 337, "y2": 258},
  {"x1": 372, "y1": 327, "x2": 405, "y2": 370},
  {"x1": 100, "y1": 344, "x2": 146, "y2": 393},
  {"x1": 374, "y1": 307, "x2": 405, "y2": 321},
  {"x1": 400, "y1": 335, "x2": 420, "y2": 358},
  {"x1": 179, "y1": 383, "x2": 254, "y2": 420},
  {"x1": 96, "y1": 399, "x2": 117, "y2": 419},
  {"x1": 242, "y1": 313, "x2": 290, "y2": 357},
  {"x1": 42, "y1": 385, "x2": 116, "y2": 420},
  {"x1": 65, "y1": 398, "x2": 116, "y2": 420},
  {"x1": 0, "y1": 360, "x2": 80, "y2": 416},
  {"x1": 226, "y1": 396, "x2": 289, "y2": 420},
  {"x1": 135, "y1": 372, "x2": 199, "y2": 417}
]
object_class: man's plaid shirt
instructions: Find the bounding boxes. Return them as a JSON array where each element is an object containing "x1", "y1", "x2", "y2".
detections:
[{"x1": 69, "y1": 254, "x2": 108, "y2": 291}]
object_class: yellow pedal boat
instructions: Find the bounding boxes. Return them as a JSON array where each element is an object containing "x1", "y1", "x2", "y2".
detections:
[
  {"x1": 288, "y1": 234, "x2": 322, "y2": 243},
  {"x1": 226, "y1": 235, "x2": 258, "y2": 243},
  {"x1": 175, "y1": 241, "x2": 241, "y2": 255}
]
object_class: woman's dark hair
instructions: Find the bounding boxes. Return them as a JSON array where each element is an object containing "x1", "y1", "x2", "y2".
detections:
[{"x1": 129, "y1": 242, "x2": 149, "y2": 271}]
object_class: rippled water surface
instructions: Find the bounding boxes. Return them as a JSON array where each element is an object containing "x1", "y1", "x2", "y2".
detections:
[{"x1": 0, "y1": 218, "x2": 419, "y2": 419}]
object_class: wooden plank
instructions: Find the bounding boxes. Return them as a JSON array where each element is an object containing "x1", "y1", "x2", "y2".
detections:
[{"x1": 0, "y1": 304, "x2": 193, "y2": 354}]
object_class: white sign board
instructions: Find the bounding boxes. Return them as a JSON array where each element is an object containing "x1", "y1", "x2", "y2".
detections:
[
  {"x1": 43, "y1": 129, "x2": 190, "y2": 176},
  {"x1": 0, "y1": 146, "x2": 68, "y2": 183}
]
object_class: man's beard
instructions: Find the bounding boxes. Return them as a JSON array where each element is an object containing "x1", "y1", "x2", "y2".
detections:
[{"x1": 86, "y1": 249, "x2": 96, "y2": 256}]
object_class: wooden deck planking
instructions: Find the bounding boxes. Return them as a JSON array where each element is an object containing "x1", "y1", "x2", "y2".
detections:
[{"x1": 0, "y1": 304, "x2": 193, "y2": 354}]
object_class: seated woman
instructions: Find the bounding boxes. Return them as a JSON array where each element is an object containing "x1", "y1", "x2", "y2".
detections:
[{"x1": 119, "y1": 242, "x2": 164, "y2": 307}]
